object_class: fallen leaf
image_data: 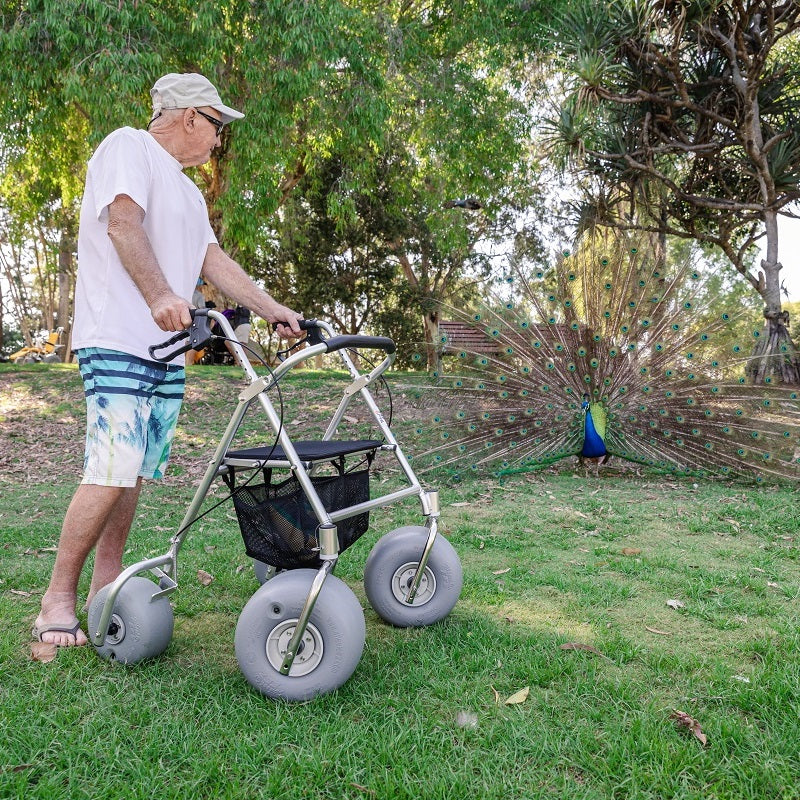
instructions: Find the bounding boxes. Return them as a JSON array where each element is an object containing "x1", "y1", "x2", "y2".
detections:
[
  {"x1": 666, "y1": 599, "x2": 686, "y2": 610},
  {"x1": 10, "y1": 589, "x2": 38, "y2": 597},
  {"x1": 343, "y1": 415, "x2": 359, "y2": 424},
  {"x1": 203, "y1": 545, "x2": 217, "y2": 553},
  {"x1": 645, "y1": 626, "x2": 671, "y2": 636},
  {"x1": 492, "y1": 568, "x2": 511, "y2": 575},
  {"x1": 669, "y1": 710, "x2": 708, "y2": 746},
  {"x1": 732, "y1": 675, "x2": 750, "y2": 684},
  {"x1": 30, "y1": 641, "x2": 58, "y2": 663},
  {"x1": 504, "y1": 686, "x2": 530, "y2": 705},
  {"x1": 451, "y1": 502, "x2": 471, "y2": 507},
  {"x1": 767, "y1": 581, "x2": 780, "y2": 589},
  {"x1": 560, "y1": 642, "x2": 610, "y2": 659},
  {"x1": 197, "y1": 569, "x2": 214, "y2": 586},
  {"x1": 621, "y1": 547, "x2": 642, "y2": 556},
  {"x1": 490, "y1": 685, "x2": 500, "y2": 705}
]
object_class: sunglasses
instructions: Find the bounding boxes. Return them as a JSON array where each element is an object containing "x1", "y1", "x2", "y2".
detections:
[
  {"x1": 146, "y1": 108, "x2": 225, "y2": 137},
  {"x1": 194, "y1": 108, "x2": 225, "y2": 136}
]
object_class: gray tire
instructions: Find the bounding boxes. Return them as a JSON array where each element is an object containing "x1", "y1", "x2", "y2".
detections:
[
  {"x1": 253, "y1": 559, "x2": 277, "y2": 585},
  {"x1": 235, "y1": 569, "x2": 365, "y2": 701},
  {"x1": 87, "y1": 576, "x2": 174, "y2": 664},
  {"x1": 364, "y1": 526, "x2": 462, "y2": 627}
]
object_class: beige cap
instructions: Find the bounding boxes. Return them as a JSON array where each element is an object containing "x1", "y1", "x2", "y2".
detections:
[{"x1": 150, "y1": 73, "x2": 244, "y2": 124}]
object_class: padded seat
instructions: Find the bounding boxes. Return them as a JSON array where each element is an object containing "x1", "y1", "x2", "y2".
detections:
[{"x1": 224, "y1": 439, "x2": 383, "y2": 464}]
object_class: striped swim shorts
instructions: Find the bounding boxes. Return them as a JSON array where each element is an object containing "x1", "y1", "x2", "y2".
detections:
[{"x1": 77, "y1": 348, "x2": 185, "y2": 487}]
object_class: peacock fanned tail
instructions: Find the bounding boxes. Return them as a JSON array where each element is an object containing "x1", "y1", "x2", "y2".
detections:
[{"x1": 404, "y1": 246, "x2": 800, "y2": 483}]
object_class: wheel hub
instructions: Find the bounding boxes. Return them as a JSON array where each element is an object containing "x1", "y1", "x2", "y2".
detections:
[
  {"x1": 266, "y1": 620, "x2": 323, "y2": 677},
  {"x1": 391, "y1": 562, "x2": 436, "y2": 606},
  {"x1": 105, "y1": 614, "x2": 126, "y2": 645}
]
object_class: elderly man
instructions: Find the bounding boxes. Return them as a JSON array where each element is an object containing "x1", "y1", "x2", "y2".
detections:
[{"x1": 33, "y1": 73, "x2": 302, "y2": 646}]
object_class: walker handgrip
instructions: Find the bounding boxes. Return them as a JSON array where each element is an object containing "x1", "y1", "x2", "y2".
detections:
[
  {"x1": 272, "y1": 318, "x2": 323, "y2": 346},
  {"x1": 321, "y1": 335, "x2": 396, "y2": 355},
  {"x1": 148, "y1": 310, "x2": 213, "y2": 362}
]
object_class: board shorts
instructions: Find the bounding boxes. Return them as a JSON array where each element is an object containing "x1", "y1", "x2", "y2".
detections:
[{"x1": 76, "y1": 348, "x2": 185, "y2": 487}]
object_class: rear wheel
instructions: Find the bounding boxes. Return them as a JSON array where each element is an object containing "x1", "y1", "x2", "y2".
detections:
[
  {"x1": 235, "y1": 569, "x2": 365, "y2": 701},
  {"x1": 87, "y1": 576, "x2": 174, "y2": 664},
  {"x1": 253, "y1": 559, "x2": 277, "y2": 585}
]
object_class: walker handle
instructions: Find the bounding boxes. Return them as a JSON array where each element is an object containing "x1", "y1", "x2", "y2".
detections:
[
  {"x1": 148, "y1": 309, "x2": 213, "y2": 362},
  {"x1": 321, "y1": 335, "x2": 396, "y2": 355},
  {"x1": 272, "y1": 319, "x2": 395, "y2": 354},
  {"x1": 272, "y1": 318, "x2": 324, "y2": 345}
]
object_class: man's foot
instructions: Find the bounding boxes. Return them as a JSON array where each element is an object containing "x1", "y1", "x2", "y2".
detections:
[
  {"x1": 34, "y1": 592, "x2": 88, "y2": 646},
  {"x1": 32, "y1": 620, "x2": 88, "y2": 647}
]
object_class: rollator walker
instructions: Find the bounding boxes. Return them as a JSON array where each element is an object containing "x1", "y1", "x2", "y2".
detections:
[{"x1": 87, "y1": 309, "x2": 462, "y2": 701}]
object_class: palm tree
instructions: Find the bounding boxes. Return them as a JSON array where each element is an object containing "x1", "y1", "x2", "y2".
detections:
[{"x1": 548, "y1": 0, "x2": 800, "y2": 383}]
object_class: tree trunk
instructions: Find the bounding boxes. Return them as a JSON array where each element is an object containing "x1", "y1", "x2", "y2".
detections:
[
  {"x1": 395, "y1": 248, "x2": 440, "y2": 372},
  {"x1": 57, "y1": 232, "x2": 74, "y2": 361},
  {"x1": 745, "y1": 209, "x2": 800, "y2": 384},
  {"x1": 745, "y1": 304, "x2": 800, "y2": 385},
  {"x1": 422, "y1": 307, "x2": 440, "y2": 374}
]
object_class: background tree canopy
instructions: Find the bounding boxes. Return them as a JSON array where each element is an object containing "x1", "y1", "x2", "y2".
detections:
[
  {"x1": 1, "y1": 0, "x2": 798, "y2": 383},
  {"x1": 0, "y1": 0, "x2": 561, "y2": 361}
]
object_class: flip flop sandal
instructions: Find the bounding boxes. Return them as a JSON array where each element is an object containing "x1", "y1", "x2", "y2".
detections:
[{"x1": 31, "y1": 621, "x2": 83, "y2": 645}]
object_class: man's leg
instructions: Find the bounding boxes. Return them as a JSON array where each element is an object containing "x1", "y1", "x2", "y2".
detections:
[
  {"x1": 87, "y1": 479, "x2": 143, "y2": 606},
  {"x1": 34, "y1": 482, "x2": 140, "y2": 646}
]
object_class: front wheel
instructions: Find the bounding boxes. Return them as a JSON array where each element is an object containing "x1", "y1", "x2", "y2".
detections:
[
  {"x1": 87, "y1": 576, "x2": 174, "y2": 664},
  {"x1": 364, "y1": 525, "x2": 462, "y2": 628},
  {"x1": 235, "y1": 569, "x2": 365, "y2": 701}
]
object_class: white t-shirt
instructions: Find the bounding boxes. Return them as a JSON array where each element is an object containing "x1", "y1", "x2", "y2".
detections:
[{"x1": 72, "y1": 127, "x2": 217, "y2": 362}]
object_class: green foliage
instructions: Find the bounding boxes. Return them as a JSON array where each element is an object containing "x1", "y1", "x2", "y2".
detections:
[
  {"x1": 549, "y1": 1, "x2": 800, "y2": 302},
  {"x1": 0, "y1": 322, "x2": 22, "y2": 357},
  {"x1": 259, "y1": 153, "x2": 403, "y2": 332},
  {"x1": 0, "y1": 0, "x2": 567, "y2": 342}
]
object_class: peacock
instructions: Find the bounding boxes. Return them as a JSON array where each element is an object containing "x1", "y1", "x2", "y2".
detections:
[{"x1": 403, "y1": 241, "x2": 800, "y2": 483}]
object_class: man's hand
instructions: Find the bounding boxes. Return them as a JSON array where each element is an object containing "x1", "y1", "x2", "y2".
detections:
[
  {"x1": 151, "y1": 291, "x2": 194, "y2": 332},
  {"x1": 268, "y1": 302, "x2": 304, "y2": 338}
]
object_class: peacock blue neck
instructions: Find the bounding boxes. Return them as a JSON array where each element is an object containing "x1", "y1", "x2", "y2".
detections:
[{"x1": 581, "y1": 400, "x2": 607, "y2": 458}]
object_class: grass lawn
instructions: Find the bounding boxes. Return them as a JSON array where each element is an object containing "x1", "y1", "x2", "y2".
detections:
[{"x1": 1, "y1": 363, "x2": 798, "y2": 800}]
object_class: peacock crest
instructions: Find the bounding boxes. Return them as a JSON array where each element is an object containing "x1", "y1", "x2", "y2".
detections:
[{"x1": 403, "y1": 241, "x2": 800, "y2": 483}]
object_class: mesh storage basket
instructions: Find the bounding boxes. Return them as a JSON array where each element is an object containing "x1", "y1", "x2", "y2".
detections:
[{"x1": 232, "y1": 469, "x2": 370, "y2": 569}]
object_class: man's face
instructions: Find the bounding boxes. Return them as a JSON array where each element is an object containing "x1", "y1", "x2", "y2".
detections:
[{"x1": 184, "y1": 107, "x2": 223, "y2": 166}]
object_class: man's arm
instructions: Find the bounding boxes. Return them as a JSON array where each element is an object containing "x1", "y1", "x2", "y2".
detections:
[
  {"x1": 201, "y1": 244, "x2": 303, "y2": 337},
  {"x1": 106, "y1": 194, "x2": 193, "y2": 331}
]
